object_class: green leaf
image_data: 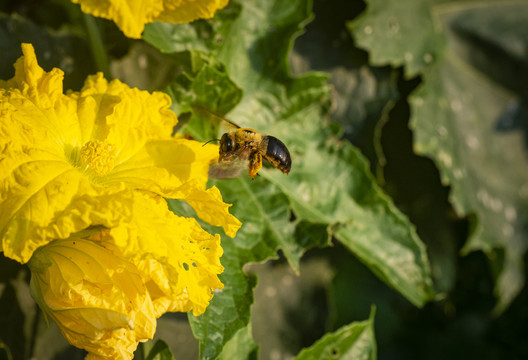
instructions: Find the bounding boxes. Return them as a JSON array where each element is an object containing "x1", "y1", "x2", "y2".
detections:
[
  {"x1": 263, "y1": 106, "x2": 435, "y2": 307},
  {"x1": 154, "y1": 0, "x2": 434, "y2": 356},
  {"x1": 164, "y1": 50, "x2": 243, "y2": 117},
  {"x1": 348, "y1": 0, "x2": 444, "y2": 78},
  {"x1": 218, "y1": 324, "x2": 258, "y2": 360},
  {"x1": 144, "y1": 340, "x2": 174, "y2": 360},
  {"x1": 349, "y1": 0, "x2": 528, "y2": 312},
  {"x1": 293, "y1": 307, "x2": 377, "y2": 360}
]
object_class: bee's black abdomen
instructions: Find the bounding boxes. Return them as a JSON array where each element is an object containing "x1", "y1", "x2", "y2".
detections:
[{"x1": 265, "y1": 136, "x2": 291, "y2": 173}]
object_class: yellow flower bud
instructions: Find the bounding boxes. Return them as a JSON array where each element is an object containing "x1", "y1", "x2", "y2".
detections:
[{"x1": 29, "y1": 237, "x2": 157, "y2": 360}]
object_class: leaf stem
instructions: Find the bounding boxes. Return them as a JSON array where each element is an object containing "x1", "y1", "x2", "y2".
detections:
[
  {"x1": 28, "y1": 303, "x2": 40, "y2": 359},
  {"x1": 0, "y1": 341, "x2": 13, "y2": 360},
  {"x1": 136, "y1": 342, "x2": 145, "y2": 360},
  {"x1": 83, "y1": 13, "x2": 111, "y2": 78}
]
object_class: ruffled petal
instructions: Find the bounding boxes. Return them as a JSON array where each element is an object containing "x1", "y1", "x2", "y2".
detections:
[
  {"x1": 75, "y1": 74, "x2": 177, "y2": 160},
  {"x1": 2, "y1": 182, "x2": 138, "y2": 264},
  {"x1": 0, "y1": 43, "x2": 64, "y2": 104},
  {"x1": 0, "y1": 44, "x2": 82, "y2": 147},
  {"x1": 71, "y1": 0, "x2": 164, "y2": 39},
  {"x1": 0, "y1": 44, "x2": 100, "y2": 261},
  {"x1": 70, "y1": 0, "x2": 229, "y2": 39},
  {"x1": 181, "y1": 185, "x2": 242, "y2": 238},
  {"x1": 107, "y1": 192, "x2": 224, "y2": 315},
  {"x1": 156, "y1": 0, "x2": 229, "y2": 24}
]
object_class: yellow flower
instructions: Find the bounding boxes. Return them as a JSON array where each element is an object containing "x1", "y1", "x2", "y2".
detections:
[
  {"x1": 0, "y1": 43, "x2": 241, "y2": 264},
  {"x1": 71, "y1": 0, "x2": 229, "y2": 39},
  {"x1": 29, "y1": 193, "x2": 224, "y2": 359}
]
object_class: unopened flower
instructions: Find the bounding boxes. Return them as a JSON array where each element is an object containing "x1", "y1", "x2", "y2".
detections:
[
  {"x1": 29, "y1": 236, "x2": 156, "y2": 360},
  {"x1": 0, "y1": 43, "x2": 241, "y2": 264},
  {"x1": 71, "y1": 0, "x2": 229, "y2": 38},
  {"x1": 29, "y1": 193, "x2": 224, "y2": 359}
]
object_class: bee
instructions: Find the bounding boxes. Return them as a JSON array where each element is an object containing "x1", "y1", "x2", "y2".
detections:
[{"x1": 192, "y1": 105, "x2": 292, "y2": 179}]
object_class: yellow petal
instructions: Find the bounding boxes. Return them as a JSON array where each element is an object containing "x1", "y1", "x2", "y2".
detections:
[
  {"x1": 71, "y1": 0, "x2": 164, "y2": 39},
  {"x1": 106, "y1": 140, "x2": 218, "y2": 195},
  {"x1": 70, "y1": 0, "x2": 229, "y2": 39},
  {"x1": 156, "y1": 0, "x2": 229, "y2": 24},
  {"x1": 0, "y1": 165, "x2": 85, "y2": 263},
  {"x1": 76, "y1": 74, "x2": 177, "y2": 160},
  {"x1": 0, "y1": 43, "x2": 65, "y2": 106},
  {"x1": 0, "y1": 46, "x2": 79, "y2": 149},
  {"x1": 0, "y1": 169, "x2": 135, "y2": 264},
  {"x1": 29, "y1": 237, "x2": 157, "y2": 360},
  {"x1": 181, "y1": 185, "x2": 242, "y2": 238}
]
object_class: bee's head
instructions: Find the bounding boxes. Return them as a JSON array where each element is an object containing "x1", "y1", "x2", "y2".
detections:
[{"x1": 219, "y1": 133, "x2": 235, "y2": 154}]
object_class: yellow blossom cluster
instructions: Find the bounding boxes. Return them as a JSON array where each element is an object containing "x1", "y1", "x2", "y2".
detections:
[{"x1": 0, "y1": 44, "x2": 240, "y2": 360}]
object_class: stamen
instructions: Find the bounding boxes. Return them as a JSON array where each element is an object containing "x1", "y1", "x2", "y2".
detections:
[{"x1": 79, "y1": 140, "x2": 116, "y2": 175}]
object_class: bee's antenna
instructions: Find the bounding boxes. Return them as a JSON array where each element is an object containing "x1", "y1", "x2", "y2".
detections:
[{"x1": 203, "y1": 139, "x2": 221, "y2": 146}]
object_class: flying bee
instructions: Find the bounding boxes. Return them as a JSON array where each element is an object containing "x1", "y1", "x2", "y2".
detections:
[
  {"x1": 217, "y1": 127, "x2": 292, "y2": 179},
  {"x1": 192, "y1": 105, "x2": 291, "y2": 179}
]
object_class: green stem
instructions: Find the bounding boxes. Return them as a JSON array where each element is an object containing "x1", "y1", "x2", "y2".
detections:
[
  {"x1": 83, "y1": 13, "x2": 111, "y2": 78},
  {"x1": 28, "y1": 303, "x2": 40, "y2": 359},
  {"x1": 0, "y1": 341, "x2": 13, "y2": 360},
  {"x1": 137, "y1": 342, "x2": 146, "y2": 360}
]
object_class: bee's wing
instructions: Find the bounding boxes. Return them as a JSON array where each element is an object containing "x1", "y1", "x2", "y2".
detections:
[
  {"x1": 208, "y1": 158, "x2": 248, "y2": 179},
  {"x1": 191, "y1": 104, "x2": 240, "y2": 133}
]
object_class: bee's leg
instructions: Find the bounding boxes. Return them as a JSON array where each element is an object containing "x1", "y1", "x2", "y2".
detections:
[{"x1": 248, "y1": 151, "x2": 263, "y2": 179}]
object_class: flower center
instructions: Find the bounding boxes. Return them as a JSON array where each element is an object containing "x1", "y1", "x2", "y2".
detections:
[{"x1": 80, "y1": 140, "x2": 116, "y2": 176}]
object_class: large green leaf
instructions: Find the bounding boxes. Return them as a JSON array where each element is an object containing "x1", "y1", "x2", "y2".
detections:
[
  {"x1": 349, "y1": 0, "x2": 528, "y2": 312},
  {"x1": 147, "y1": 0, "x2": 434, "y2": 356},
  {"x1": 293, "y1": 307, "x2": 376, "y2": 360},
  {"x1": 348, "y1": 0, "x2": 444, "y2": 78},
  {"x1": 144, "y1": 340, "x2": 175, "y2": 360},
  {"x1": 263, "y1": 105, "x2": 434, "y2": 306}
]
